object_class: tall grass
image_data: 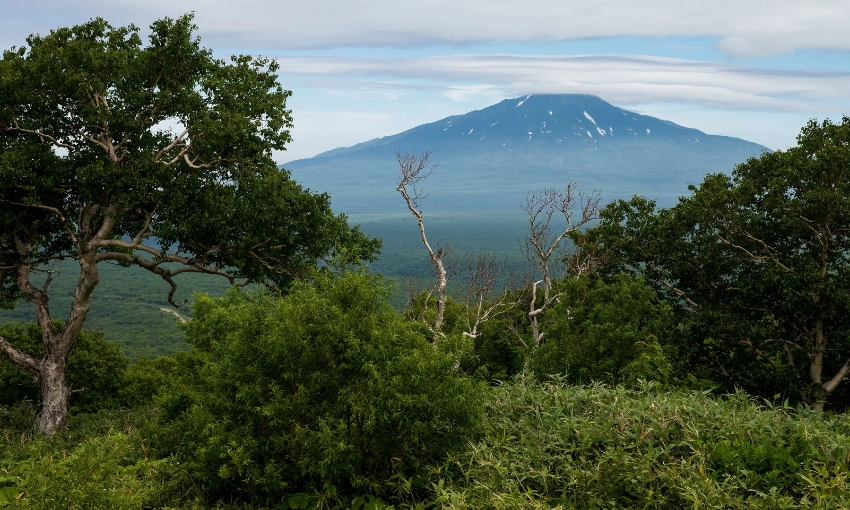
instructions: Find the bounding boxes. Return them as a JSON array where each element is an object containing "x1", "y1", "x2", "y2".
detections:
[{"x1": 431, "y1": 379, "x2": 850, "y2": 509}]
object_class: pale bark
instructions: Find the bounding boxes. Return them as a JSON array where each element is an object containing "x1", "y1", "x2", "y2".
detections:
[
  {"x1": 461, "y1": 254, "x2": 518, "y2": 339},
  {"x1": 522, "y1": 184, "x2": 601, "y2": 348},
  {"x1": 0, "y1": 77, "x2": 264, "y2": 435},
  {"x1": 0, "y1": 336, "x2": 40, "y2": 374},
  {"x1": 36, "y1": 357, "x2": 71, "y2": 434},
  {"x1": 395, "y1": 150, "x2": 449, "y2": 340}
]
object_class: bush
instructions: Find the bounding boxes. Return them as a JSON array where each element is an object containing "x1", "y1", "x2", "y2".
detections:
[
  {"x1": 0, "y1": 322, "x2": 128, "y2": 414},
  {"x1": 157, "y1": 271, "x2": 486, "y2": 506},
  {"x1": 119, "y1": 356, "x2": 178, "y2": 408},
  {"x1": 533, "y1": 274, "x2": 674, "y2": 385}
]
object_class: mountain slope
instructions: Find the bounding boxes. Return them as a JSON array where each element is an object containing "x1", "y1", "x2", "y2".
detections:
[{"x1": 284, "y1": 94, "x2": 768, "y2": 213}]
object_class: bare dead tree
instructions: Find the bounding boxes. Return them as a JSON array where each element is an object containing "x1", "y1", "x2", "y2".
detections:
[
  {"x1": 522, "y1": 182, "x2": 601, "y2": 348},
  {"x1": 396, "y1": 150, "x2": 451, "y2": 340},
  {"x1": 460, "y1": 253, "x2": 521, "y2": 339}
]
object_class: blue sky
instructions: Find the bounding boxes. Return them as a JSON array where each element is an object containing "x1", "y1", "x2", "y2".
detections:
[{"x1": 3, "y1": 1, "x2": 849, "y2": 162}]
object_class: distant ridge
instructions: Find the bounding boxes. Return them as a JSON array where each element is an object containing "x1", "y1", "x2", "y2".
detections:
[{"x1": 284, "y1": 94, "x2": 768, "y2": 214}]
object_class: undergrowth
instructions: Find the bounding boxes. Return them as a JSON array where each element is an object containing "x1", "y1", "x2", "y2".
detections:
[{"x1": 4, "y1": 381, "x2": 850, "y2": 509}]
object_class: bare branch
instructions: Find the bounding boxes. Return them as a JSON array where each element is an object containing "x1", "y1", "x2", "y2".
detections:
[
  {"x1": 6, "y1": 122, "x2": 74, "y2": 151},
  {"x1": 522, "y1": 182, "x2": 601, "y2": 347},
  {"x1": 395, "y1": 149, "x2": 436, "y2": 211},
  {"x1": 153, "y1": 128, "x2": 190, "y2": 162},
  {"x1": 395, "y1": 150, "x2": 448, "y2": 339},
  {"x1": 823, "y1": 358, "x2": 850, "y2": 395},
  {"x1": 461, "y1": 254, "x2": 520, "y2": 339}
]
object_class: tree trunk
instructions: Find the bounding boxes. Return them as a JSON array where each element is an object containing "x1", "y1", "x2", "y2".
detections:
[
  {"x1": 36, "y1": 356, "x2": 71, "y2": 435},
  {"x1": 433, "y1": 253, "x2": 447, "y2": 335},
  {"x1": 531, "y1": 317, "x2": 542, "y2": 348}
]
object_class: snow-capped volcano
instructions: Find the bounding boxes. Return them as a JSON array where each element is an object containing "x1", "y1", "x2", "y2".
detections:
[{"x1": 284, "y1": 95, "x2": 768, "y2": 213}]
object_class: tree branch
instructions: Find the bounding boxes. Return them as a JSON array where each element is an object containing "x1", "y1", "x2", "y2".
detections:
[
  {"x1": 739, "y1": 339, "x2": 779, "y2": 369},
  {"x1": 153, "y1": 129, "x2": 190, "y2": 163},
  {"x1": 717, "y1": 228, "x2": 791, "y2": 272},
  {"x1": 0, "y1": 200, "x2": 77, "y2": 244},
  {"x1": 96, "y1": 251, "x2": 244, "y2": 306},
  {"x1": 6, "y1": 122, "x2": 74, "y2": 151},
  {"x1": 822, "y1": 358, "x2": 850, "y2": 395},
  {"x1": 0, "y1": 336, "x2": 40, "y2": 376}
]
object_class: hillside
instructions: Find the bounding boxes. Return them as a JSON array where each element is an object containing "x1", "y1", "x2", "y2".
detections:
[{"x1": 285, "y1": 94, "x2": 769, "y2": 213}]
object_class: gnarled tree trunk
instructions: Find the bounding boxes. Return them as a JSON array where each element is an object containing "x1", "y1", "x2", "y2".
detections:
[
  {"x1": 36, "y1": 355, "x2": 72, "y2": 434},
  {"x1": 0, "y1": 232, "x2": 102, "y2": 435}
]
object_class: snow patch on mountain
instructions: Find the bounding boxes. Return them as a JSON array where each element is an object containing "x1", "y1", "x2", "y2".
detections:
[{"x1": 583, "y1": 111, "x2": 597, "y2": 125}]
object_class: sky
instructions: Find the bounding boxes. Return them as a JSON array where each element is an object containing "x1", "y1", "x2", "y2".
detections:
[{"x1": 3, "y1": 1, "x2": 850, "y2": 162}]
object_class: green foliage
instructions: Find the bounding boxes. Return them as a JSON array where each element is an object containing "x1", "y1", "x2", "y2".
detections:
[
  {"x1": 533, "y1": 274, "x2": 674, "y2": 385},
  {"x1": 155, "y1": 271, "x2": 485, "y2": 506},
  {"x1": 583, "y1": 117, "x2": 850, "y2": 407},
  {"x1": 0, "y1": 12, "x2": 377, "y2": 296},
  {"x1": 471, "y1": 318, "x2": 526, "y2": 381},
  {"x1": 119, "y1": 356, "x2": 178, "y2": 408},
  {"x1": 0, "y1": 13, "x2": 377, "y2": 433},
  {"x1": 0, "y1": 408, "x2": 183, "y2": 510},
  {"x1": 0, "y1": 322, "x2": 127, "y2": 413},
  {"x1": 430, "y1": 380, "x2": 850, "y2": 509}
]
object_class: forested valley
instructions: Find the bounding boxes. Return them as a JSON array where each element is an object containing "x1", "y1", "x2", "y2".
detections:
[{"x1": 3, "y1": 14, "x2": 850, "y2": 510}]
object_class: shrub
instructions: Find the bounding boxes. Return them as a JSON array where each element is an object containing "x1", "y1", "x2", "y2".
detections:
[
  {"x1": 119, "y1": 356, "x2": 178, "y2": 408},
  {"x1": 157, "y1": 271, "x2": 485, "y2": 506},
  {"x1": 533, "y1": 274, "x2": 674, "y2": 385}
]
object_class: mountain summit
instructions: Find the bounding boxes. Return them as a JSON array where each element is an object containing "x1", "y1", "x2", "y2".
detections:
[{"x1": 285, "y1": 94, "x2": 768, "y2": 213}]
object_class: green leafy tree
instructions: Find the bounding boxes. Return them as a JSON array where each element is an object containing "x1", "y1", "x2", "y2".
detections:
[
  {"x1": 583, "y1": 117, "x2": 850, "y2": 409},
  {"x1": 0, "y1": 15, "x2": 378, "y2": 435}
]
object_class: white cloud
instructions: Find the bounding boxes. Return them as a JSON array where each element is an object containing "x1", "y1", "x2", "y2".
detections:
[
  {"x1": 275, "y1": 54, "x2": 850, "y2": 112},
  {"x1": 3, "y1": 0, "x2": 850, "y2": 57},
  {"x1": 4, "y1": 1, "x2": 847, "y2": 161}
]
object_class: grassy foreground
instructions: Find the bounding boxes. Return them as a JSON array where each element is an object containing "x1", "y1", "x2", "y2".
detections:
[{"x1": 3, "y1": 380, "x2": 850, "y2": 509}]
